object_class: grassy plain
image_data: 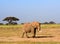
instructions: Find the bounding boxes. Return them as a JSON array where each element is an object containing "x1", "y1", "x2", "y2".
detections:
[{"x1": 0, "y1": 24, "x2": 60, "y2": 44}]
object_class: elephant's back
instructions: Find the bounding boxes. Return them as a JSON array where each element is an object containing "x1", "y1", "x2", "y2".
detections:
[
  {"x1": 23, "y1": 23, "x2": 31, "y2": 28},
  {"x1": 31, "y1": 21, "x2": 40, "y2": 27}
]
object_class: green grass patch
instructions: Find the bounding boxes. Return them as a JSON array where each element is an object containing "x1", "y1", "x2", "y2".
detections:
[
  {"x1": 0, "y1": 25, "x2": 22, "y2": 28},
  {"x1": 41, "y1": 24, "x2": 60, "y2": 29},
  {"x1": 0, "y1": 24, "x2": 60, "y2": 29}
]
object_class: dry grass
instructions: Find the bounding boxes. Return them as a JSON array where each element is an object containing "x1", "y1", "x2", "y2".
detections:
[
  {"x1": 0, "y1": 24, "x2": 60, "y2": 37},
  {"x1": 0, "y1": 24, "x2": 60, "y2": 44}
]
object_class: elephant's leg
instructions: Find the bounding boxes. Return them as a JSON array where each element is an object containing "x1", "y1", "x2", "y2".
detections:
[
  {"x1": 32, "y1": 28, "x2": 36, "y2": 38},
  {"x1": 26, "y1": 32, "x2": 29, "y2": 38},
  {"x1": 22, "y1": 32, "x2": 25, "y2": 38}
]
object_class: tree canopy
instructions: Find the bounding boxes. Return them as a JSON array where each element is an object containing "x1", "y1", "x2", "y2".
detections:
[{"x1": 3, "y1": 16, "x2": 19, "y2": 25}]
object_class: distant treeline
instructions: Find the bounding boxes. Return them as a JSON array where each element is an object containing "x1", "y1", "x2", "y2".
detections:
[
  {"x1": 41, "y1": 21, "x2": 56, "y2": 24},
  {"x1": 21, "y1": 21, "x2": 57, "y2": 25},
  {"x1": 0, "y1": 16, "x2": 59, "y2": 25},
  {"x1": 0, "y1": 21, "x2": 59, "y2": 25}
]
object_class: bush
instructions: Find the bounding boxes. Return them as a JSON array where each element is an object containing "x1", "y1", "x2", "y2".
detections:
[
  {"x1": 21, "y1": 23, "x2": 24, "y2": 25},
  {"x1": 0, "y1": 23, "x2": 4, "y2": 25},
  {"x1": 43, "y1": 22, "x2": 49, "y2": 24},
  {"x1": 49, "y1": 21, "x2": 56, "y2": 24}
]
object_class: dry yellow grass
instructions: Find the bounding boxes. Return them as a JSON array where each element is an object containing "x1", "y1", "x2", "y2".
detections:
[{"x1": 0, "y1": 24, "x2": 60, "y2": 43}]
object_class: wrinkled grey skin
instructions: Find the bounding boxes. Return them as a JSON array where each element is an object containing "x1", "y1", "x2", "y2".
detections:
[{"x1": 22, "y1": 22, "x2": 41, "y2": 38}]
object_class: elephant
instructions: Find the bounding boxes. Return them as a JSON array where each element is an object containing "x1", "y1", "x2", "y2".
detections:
[{"x1": 22, "y1": 21, "x2": 41, "y2": 38}]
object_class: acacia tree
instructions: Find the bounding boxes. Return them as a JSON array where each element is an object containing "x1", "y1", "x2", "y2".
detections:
[{"x1": 3, "y1": 16, "x2": 19, "y2": 25}]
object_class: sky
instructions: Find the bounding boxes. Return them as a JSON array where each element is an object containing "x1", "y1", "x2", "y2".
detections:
[{"x1": 0, "y1": 0, "x2": 60, "y2": 23}]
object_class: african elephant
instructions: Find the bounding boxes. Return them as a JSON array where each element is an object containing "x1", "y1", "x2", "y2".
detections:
[{"x1": 22, "y1": 21, "x2": 41, "y2": 38}]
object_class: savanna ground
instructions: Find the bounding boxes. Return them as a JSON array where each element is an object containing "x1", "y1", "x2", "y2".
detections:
[{"x1": 0, "y1": 24, "x2": 60, "y2": 44}]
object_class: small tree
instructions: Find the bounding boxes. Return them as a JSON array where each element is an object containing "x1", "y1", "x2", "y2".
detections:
[
  {"x1": 3, "y1": 16, "x2": 19, "y2": 25},
  {"x1": 43, "y1": 22, "x2": 49, "y2": 24}
]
